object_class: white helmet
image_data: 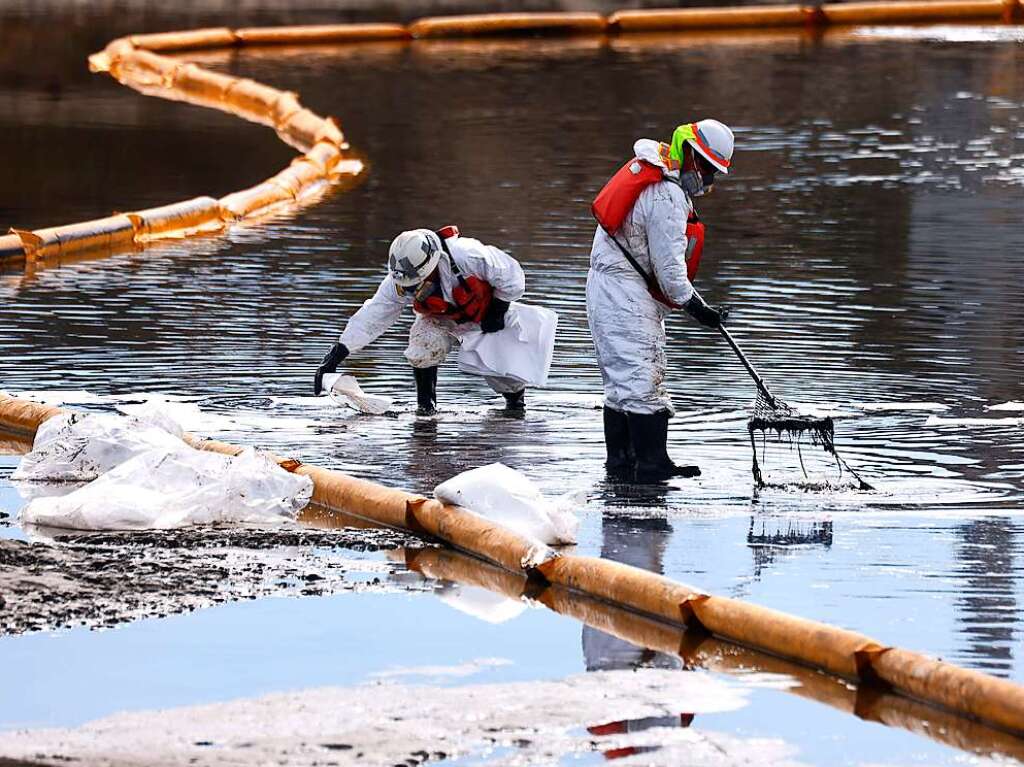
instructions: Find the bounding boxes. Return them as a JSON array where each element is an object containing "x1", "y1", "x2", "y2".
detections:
[
  {"x1": 687, "y1": 119, "x2": 734, "y2": 175},
  {"x1": 388, "y1": 229, "x2": 443, "y2": 288}
]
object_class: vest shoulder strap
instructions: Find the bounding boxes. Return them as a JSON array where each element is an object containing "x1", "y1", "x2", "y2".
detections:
[
  {"x1": 436, "y1": 225, "x2": 459, "y2": 269},
  {"x1": 435, "y1": 225, "x2": 465, "y2": 280}
]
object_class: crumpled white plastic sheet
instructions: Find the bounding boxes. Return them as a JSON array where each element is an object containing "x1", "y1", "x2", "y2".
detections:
[
  {"x1": 11, "y1": 411, "x2": 187, "y2": 482},
  {"x1": 19, "y1": 446, "x2": 313, "y2": 531},
  {"x1": 434, "y1": 462, "x2": 579, "y2": 545},
  {"x1": 322, "y1": 374, "x2": 393, "y2": 415},
  {"x1": 458, "y1": 303, "x2": 558, "y2": 387},
  {"x1": 116, "y1": 398, "x2": 207, "y2": 431}
]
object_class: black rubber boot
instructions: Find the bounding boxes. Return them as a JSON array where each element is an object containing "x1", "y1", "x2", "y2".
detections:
[
  {"x1": 603, "y1": 406, "x2": 634, "y2": 481},
  {"x1": 413, "y1": 366, "x2": 438, "y2": 416},
  {"x1": 627, "y1": 410, "x2": 701, "y2": 483},
  {"x1": 502, "y1": 389, "x2": 526, "y2": 413}
]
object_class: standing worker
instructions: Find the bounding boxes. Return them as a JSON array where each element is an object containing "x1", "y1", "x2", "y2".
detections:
[
  {"x1": 313, "y1": 226, "x2": 531, "y2": 415},
  {"x1": 588, "y1": 120, "x2": 734, "y2": 483}
]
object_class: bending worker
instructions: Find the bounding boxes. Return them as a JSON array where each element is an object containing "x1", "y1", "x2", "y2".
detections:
[
  {"x1": 588, "y1": 120, "x2": 734, "y2": 483},
  {"x1": 314, "y1": 226, "x2": 528, "y2": 415}
]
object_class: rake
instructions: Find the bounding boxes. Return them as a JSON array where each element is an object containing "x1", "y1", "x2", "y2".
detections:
[{"x1": 717, "y1": 321, "x2": 872, "y2": 490}]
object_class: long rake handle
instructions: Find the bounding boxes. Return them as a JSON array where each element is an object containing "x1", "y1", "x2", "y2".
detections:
[{"x1": 718, "y1": 324, "x2": 778, "y2": 408}]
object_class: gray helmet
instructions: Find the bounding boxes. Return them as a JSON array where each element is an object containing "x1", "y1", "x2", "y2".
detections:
[{"x1": 388, "y1": 229, "x2": 443, "y2": 288}]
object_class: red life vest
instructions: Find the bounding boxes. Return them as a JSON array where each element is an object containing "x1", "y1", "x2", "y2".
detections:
[
  {"x1": 413, "y1": 226, "x2": 494, "y2": 324},
  {"x1": 591, "y1": 157, "x2": 705, "y2": 285}
]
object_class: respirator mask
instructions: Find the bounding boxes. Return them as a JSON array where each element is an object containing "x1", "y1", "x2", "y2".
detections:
[{"x1": 679, "y1": 152, "x2": 718, "y2": 198}]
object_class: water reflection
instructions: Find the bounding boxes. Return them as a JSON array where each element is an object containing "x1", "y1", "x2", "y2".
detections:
[
  {"x1": 401, "y1": 544, "x2": 1024, "y2": 765},
  {"x1": 747, "y1": 517, "x2": 834, "y2": 580},
  {"x1": 954, "y1": 517, "x2": 1020, "y2": 677},
  {"x1": 583, "y1": 510, "x2": 682, "y2": 672},
  {"x1": 586, "y1": 714, "x2": 693, "y2": 761},
  {"x1": 2, "y1": 10, "x2": 1024, "y2": 682}
]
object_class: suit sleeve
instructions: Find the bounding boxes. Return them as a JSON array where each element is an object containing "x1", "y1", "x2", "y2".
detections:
[
  {"x1": 339, "y1": 275, "x2": 411, "y2": 353},
  {"x1": 644, "y1": 183, "x2": 694, "y2": 307}
]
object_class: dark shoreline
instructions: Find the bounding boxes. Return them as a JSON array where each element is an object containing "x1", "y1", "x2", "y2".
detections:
[{"x1": 0, "y1": 524, "x2": 425, "y2": 636}]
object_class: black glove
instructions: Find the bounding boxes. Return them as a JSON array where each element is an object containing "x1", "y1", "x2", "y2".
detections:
[
  {"x1": 683, "y1": 294, "x2": 726, "y2": 329},
  {"x1": 313, "y1": 342, "x2": 349, "y2": 395},
  {"x1": 480, "y1": 298, "x2": 510, "y2": 334}
]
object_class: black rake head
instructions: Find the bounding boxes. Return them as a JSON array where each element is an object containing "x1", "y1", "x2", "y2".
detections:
[{"x1": 746, "y1": 391, "x2": 871, "y2": 491}]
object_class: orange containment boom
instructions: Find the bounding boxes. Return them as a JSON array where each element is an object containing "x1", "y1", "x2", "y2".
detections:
[
  {"x1": 222, "y1": 78, "x2": 288, "y2": 124},
  {"x1": 234, "y1": 24, "x2": 410, "y2": 45},
  {"x1": 6, "y1": 9, "x2": 1024, "y2": 271},
  {"x1": 219, "y1": 182, "x2": 296, "y2": 220},
  {"x1": 11, "y1": 215, "x2": 137, "y2": 260},
  {"x1": 129, "y1": 27, "x2": 238, "y2": 52},
  {"x1": 3, "y1": 390, "x2": 1023, "y2": 740},
  {"x1": 0, "y1": 233, "x2": 28, "y2": 265},
  {"x1": 170, "y1": 62, "x2": 238, "y2": 102},
  {"x1": 2, "y1": 26, "x2": 365, "y2": 271},
  {"x1": 408, "y1": 12, "x2": 608, "y2": 38},
  {"x1": 609, "y1": 5, "x2": 813, "y2": 31},
  {"x1": 405, "y1": 546, "x2": 1024, "y2": 763},
  {"x1": 820, "y1": 0, "x2": 1012, "y2": 23},
  {"x1": 126, "y1": 197, "x2": 224, "y2": 240},
  {"x1": 0, "y1": 396, "x2": 63, "y2": 440}
]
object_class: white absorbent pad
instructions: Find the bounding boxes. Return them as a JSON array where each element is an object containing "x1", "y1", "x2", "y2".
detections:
[
  {"x1": 458, "y1": 303, "x2": 558, "y2": 387},
  {"x1": 20, "y1": 446, "x2": 313, "y2": 531},
  {"x1": 12, "y1": 410, "x2": 187, "y2": 482},
  {"x1": 434, "y1": 462, "x2": 579, "y2": 545},
  {"x1": 322, "y1": 374, "x2": 393, "y2": 415}
]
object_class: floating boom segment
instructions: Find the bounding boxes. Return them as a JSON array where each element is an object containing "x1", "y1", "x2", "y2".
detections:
[{"x1": 3, "y1": 391, "x2": 1023, "y2": 741}]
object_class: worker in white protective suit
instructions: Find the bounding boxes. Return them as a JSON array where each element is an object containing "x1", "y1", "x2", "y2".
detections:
[
  {"x1": 587, "y1": 119, "x2": 734, "y2": 483},
  {"x1": 313, "y1": 227, "x2": 528, "y2": 415}
]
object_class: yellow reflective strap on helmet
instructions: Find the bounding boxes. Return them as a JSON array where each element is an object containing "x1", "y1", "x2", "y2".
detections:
[{"x1": 669, "y1": 123, "x2": 698, "y2": 165}]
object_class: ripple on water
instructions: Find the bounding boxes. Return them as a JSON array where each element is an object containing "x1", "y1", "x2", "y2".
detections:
[{"x1": 2, "y1": 29, "x2": 1024, "y2": 686}]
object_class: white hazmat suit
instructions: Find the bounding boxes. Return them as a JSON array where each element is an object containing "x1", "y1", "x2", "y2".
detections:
[
  {"x1": 339, "y1": 235, "x2": 527, "y2": 394},
  {"x1": 586, "y1": 139, "x2": 696, "y2": 415}
]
